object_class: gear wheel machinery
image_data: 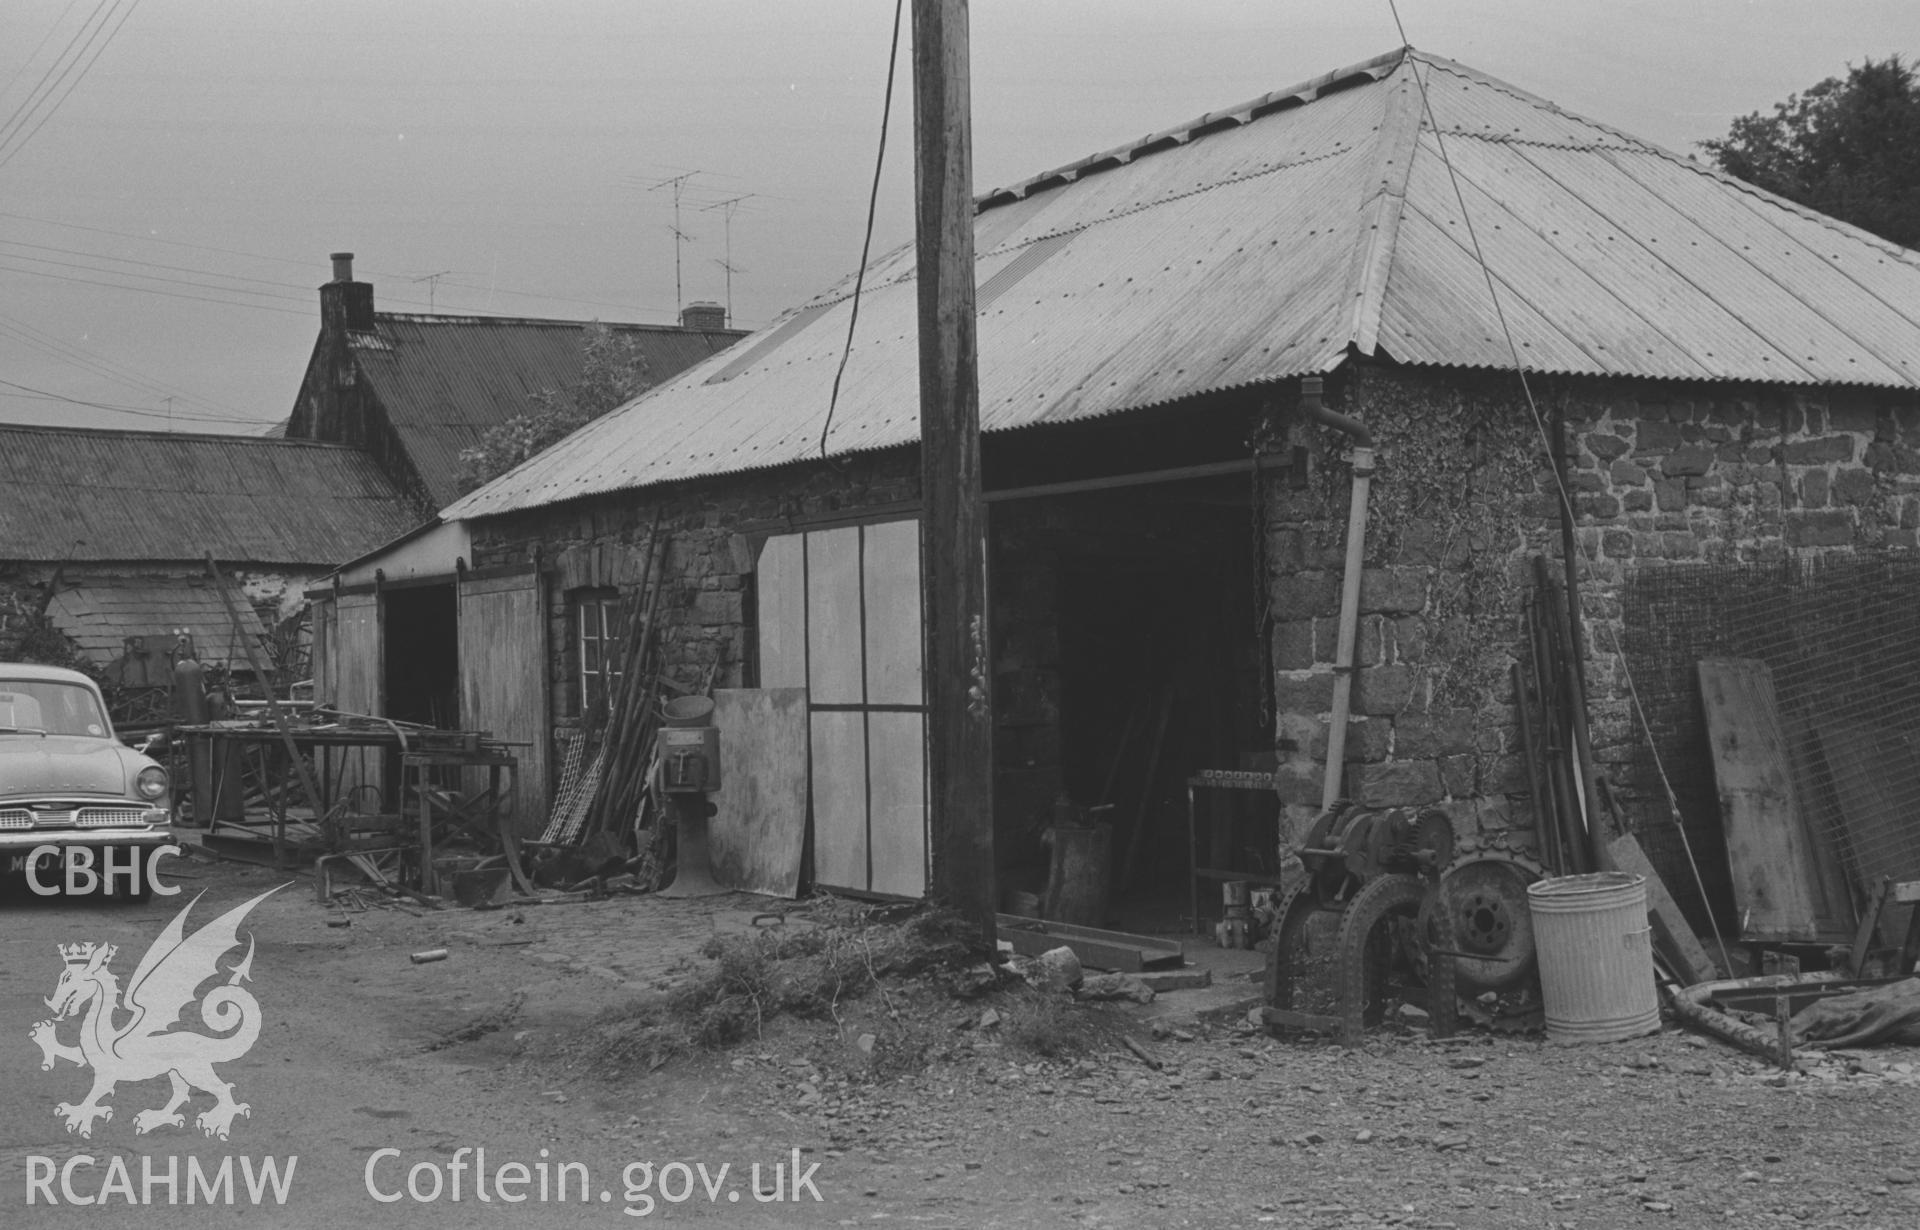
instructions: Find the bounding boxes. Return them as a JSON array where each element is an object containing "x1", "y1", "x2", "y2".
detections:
[{"x1": 1422, "y1": 848, "x2": 1549, "y2": 995}]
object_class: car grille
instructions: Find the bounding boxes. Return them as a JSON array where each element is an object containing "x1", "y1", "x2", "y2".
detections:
[
  {"x1": 0, "y1": 807, "x2": 155, "y2": 829},
  {"x1": 77, "y1": 808, "x2": 151, "y2": 828}
]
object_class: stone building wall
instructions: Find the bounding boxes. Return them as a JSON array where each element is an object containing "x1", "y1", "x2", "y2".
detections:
[
  {"x1": 1264, "y1": 360, "x2": 1920, "y2": 866},
  {"x1": 469, "y1": 448, "x2": 920, "y2": 738}
]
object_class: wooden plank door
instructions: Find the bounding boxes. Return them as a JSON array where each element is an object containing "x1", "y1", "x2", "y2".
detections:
[
  {"x1": 458, "y1": 571, "x2": 549, "y2": 834},
  {"x1": 1698, "y1": 657, "x2": 1853, "y2": 943},
  {"x1": 323, "y1": 592, "x2": 385, "y2": 809}
]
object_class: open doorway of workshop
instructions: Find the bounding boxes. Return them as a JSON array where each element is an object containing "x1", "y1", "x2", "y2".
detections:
[
  {"x1": 990, "y1": 479, "x2": 1276, "y2": 938},
  {"x1": 382, "y1": 585, "x2": 459, "y2": 728}
]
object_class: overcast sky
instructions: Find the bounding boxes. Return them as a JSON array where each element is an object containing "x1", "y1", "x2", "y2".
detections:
[{"x1": 0, "y1": 0, "x2": 1910, "y2": 434}]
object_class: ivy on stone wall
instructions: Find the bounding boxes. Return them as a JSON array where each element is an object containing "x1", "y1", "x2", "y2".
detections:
[{"x1": 1297, "y1": 370, "x2": 1546, "y2": 717}]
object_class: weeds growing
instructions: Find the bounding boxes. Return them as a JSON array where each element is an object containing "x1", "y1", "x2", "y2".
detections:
[{"x1": 581, "y1": 900, "x2": 1114, "y2": 1077}]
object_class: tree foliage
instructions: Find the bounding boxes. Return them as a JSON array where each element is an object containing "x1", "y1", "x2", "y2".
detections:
[
  {"x1": 456, "y1": 322, "x2": 654, "y2": 492},
  {"x1": 1701, "y1": 55, "x2": 1920, "y2": 250}
]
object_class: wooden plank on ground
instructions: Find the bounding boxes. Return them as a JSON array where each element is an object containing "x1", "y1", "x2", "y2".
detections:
[
  {"x1": 995, "y1": 914, "x2": 1185, "y2": 972},
  {"x1": 1609, "y1": 833, "x2": 1719, "y2": 985},
  {"x1": 706, "y1": 688, "x2": 809, "y2": 898},
  {"x1": 1698, "y1": 658, "x2": 1853, "y2": 944}
]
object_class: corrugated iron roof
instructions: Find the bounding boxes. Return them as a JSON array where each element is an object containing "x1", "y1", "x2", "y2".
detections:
[
  {"x1": 351, "y1": 315, "x2": 747, "y2": 508},
  {"x1": 0, "y1": 425, "x2": 424, "y2": 565},
  {"x1": 46, "y1": 579, "x2": 268, "y2": 666},
  {"x1": 444, "y1": 47, "x2": 1920, "y2": 521}
]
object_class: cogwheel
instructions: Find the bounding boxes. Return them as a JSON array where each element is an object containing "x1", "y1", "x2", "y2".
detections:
[{"x1": 1421, "y1": 848, "x2": 1550, "y2": 995}]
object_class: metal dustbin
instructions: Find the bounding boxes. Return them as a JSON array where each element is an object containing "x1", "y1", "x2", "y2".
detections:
[{"x1": 1527, "y1": 871, "x2": 1661, "y2": 1044}]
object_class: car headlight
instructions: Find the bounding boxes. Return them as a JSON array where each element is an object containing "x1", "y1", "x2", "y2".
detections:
[{"x1": 136, "y1": 766, "x2": 169, "y2": 800}]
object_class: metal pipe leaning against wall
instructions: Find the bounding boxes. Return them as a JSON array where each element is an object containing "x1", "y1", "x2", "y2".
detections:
[{"x1": 1301, "y1": 375, "x2": 1376, "y2": 814}]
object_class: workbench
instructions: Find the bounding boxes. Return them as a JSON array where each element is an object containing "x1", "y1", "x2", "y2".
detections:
[
  {"x1": 176, "y1": 722, "x2": 519, "y2": 890},
  {"x1": 1186, "y1": 769, "x2": 1285, "y2": 936},
  {"x1": 402, "y1": 746, "x2": 517, "y2": 895}
]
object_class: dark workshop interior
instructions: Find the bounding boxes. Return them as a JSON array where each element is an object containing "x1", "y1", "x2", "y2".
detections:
[
  {"x1": 381, "y1": 584, "x2": 460, "y2": 728},
  {"x1": 989, "y1": 476, "x2": 1275, "y2": 937}
]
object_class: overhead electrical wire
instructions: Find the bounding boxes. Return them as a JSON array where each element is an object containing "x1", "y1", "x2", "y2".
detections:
[
  {"x1": 0, "y1": 377, "x2": 265, "y2": 426},
  {"x1": 0, "y1": 209, "x2": 688, "y2": 319},
  {"x1": 0, "y1": 0, "x2": 144, "y2": 172},
  {"x1": 0, "y1": 261, "x2": 315, "y2": 316},
  {"x1": 0, "y1": 0, "x2": 84, "y2": 103},
  {"x1": 819, "y1": 0, "x2": 906, "y2": 460},
  {"x1": 0, "y1": 311, "x2": 255, "y2": 420},
  {"x1": 1381, "y1": 0, "x2": 1728, "y2": 966},
  {"x1": 0, "y1": 208, "x2": 334, "y2": 270},
  {"x1": 0, "y1": 250, "x2": 315, "y2": 306},
  {"x1": 0, "y1": 0, "x2": 116, "y2": 146},
  {"x1": 0, "y1": 237, "x2": 324, "y2": 293}
]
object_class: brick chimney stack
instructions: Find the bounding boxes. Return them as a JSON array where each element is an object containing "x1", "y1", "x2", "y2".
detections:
[
  {"x1": 681, "y1": 301, "x2": 726, "y2": 331},
  {"x1": 320, "y1": 251, "x2": 375, "y2": 334}
]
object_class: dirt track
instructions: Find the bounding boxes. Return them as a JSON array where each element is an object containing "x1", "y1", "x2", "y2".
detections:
[{"x1": 4, "y1": 856, "x2": 1918, "y2": 1228}]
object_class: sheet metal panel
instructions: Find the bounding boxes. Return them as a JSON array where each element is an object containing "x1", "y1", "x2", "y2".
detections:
[
  {"x1": 0, "y1": 426, "x2": 421, "y2": 565},
  {"x1": 445, "y1": 48, "x2": 1920, "y2": 522},
  {"x1": 1512, "y1": 149, "x2": 1906, "y2": 384},
  {"x1": 803, "y1": 527, "x2": 863, "y2": 706},
  {"x1": 1602, "y1": 153, "x2": 1920, "y2": 386},
  {"x1": 861, "y1": 519, "x2": 922, "y2": 707},
  {"x1": 753, "y1": 533, "x2": 807, "y2": 691},
  {"x1": 866, "y1": 710, "x2": 928, "y2": 899},
  {"x1": 1408, "y1": 140, "x2": 1753, "y2": 378},
  {"x1": 809, "y1": 711, "x2": 868, "y2": 892},
  {"x1": 355, "y1": 317, "x2": 746, "y2": 507}
]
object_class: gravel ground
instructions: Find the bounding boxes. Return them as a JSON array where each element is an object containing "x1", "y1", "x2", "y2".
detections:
[
  {"x1": 11, "y1": 856, "x2": 1915, "y2": 1228},
  {"x1": 620, "y1": 996, "x2": 1920, "y2": 1229}
]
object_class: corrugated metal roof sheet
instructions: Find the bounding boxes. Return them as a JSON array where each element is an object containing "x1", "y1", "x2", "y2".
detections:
[
  {"x1": 352, "y1": 316, "x2": 747, "y2": 507},
  {"x1": 0, "y1": 425, "x2": 424, "y2": 564},
  {"x1": 445, "y1": 47, "x2": 1920, "y2": 521},
  {"x1": 47, "y1": 580, "x2": 267, "y2": 666}
]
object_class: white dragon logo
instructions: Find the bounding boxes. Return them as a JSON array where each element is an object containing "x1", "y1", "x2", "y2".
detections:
[{"x1": 29, "y1": 885, "x2": 282, "y2": 1140}]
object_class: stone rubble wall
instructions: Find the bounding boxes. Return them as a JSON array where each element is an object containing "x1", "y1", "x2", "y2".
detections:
[
  {"x1": 469, "y1": 449, "x2": 919, "y2": 735},
  {"x1": 1265, "y1": 362, "x2": 1920, "y2": 857}
]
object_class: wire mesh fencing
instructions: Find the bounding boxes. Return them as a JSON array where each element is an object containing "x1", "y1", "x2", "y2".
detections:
[{"x1": 1621, "y1": 554, "x2": 1920, "y2": 945}]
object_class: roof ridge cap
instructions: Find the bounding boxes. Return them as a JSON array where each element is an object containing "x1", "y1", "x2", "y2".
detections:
[
  {"x1": 0, "y1": 421, "x2": 319, "y2": 444},
  {"x1": 1410, "y1": 52, "x2": 1675, "y2": 156},
  {"x1": 977, "y1": 46, "x2": 1407, "y2": 210},
  {"x1": 1344, "y1": 64, "x2": 1426, "y2": 355}
]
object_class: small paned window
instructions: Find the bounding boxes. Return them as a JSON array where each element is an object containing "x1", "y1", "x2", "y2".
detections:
[{"x1": 574, "y1": 590, "x2": 623, "y2": 717}]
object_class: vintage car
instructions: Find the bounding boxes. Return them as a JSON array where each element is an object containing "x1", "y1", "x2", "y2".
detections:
[{"x1": 0, "y1": 663, "x2": 174, "y2": 899}]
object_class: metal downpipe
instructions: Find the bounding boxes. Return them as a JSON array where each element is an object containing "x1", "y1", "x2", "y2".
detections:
[{"x1": 1299, "y1": 376, "x2": 1375, "y2": 813}]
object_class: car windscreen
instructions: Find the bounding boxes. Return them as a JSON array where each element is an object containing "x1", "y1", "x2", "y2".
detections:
[{"x1": 0, "y1": 681, "x2": 110, "y2": 737}]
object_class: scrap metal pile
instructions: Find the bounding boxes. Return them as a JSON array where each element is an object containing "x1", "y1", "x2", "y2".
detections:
[{"x1": 1263, "y1": 556, "x2": 1605, "y2": 1045}]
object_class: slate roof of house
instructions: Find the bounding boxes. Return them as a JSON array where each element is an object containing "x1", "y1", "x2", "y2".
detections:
[
  {"x1": 444, "y1": 46, "x2": 1920, "y2": 521},
  {"x1": 0, "y1": 424, "x2": 424, "y2": 565},
  {"x1": 348, "y1": 314, "x2": 747, "y2": 508},
  {"x1": 46, "y1": 579, "x2": 267, "y2": 666}
]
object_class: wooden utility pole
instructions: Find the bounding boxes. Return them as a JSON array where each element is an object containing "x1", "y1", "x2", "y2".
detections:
[{"x1": 912, "y1": 0, "x2": 995, "y2": 949}]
